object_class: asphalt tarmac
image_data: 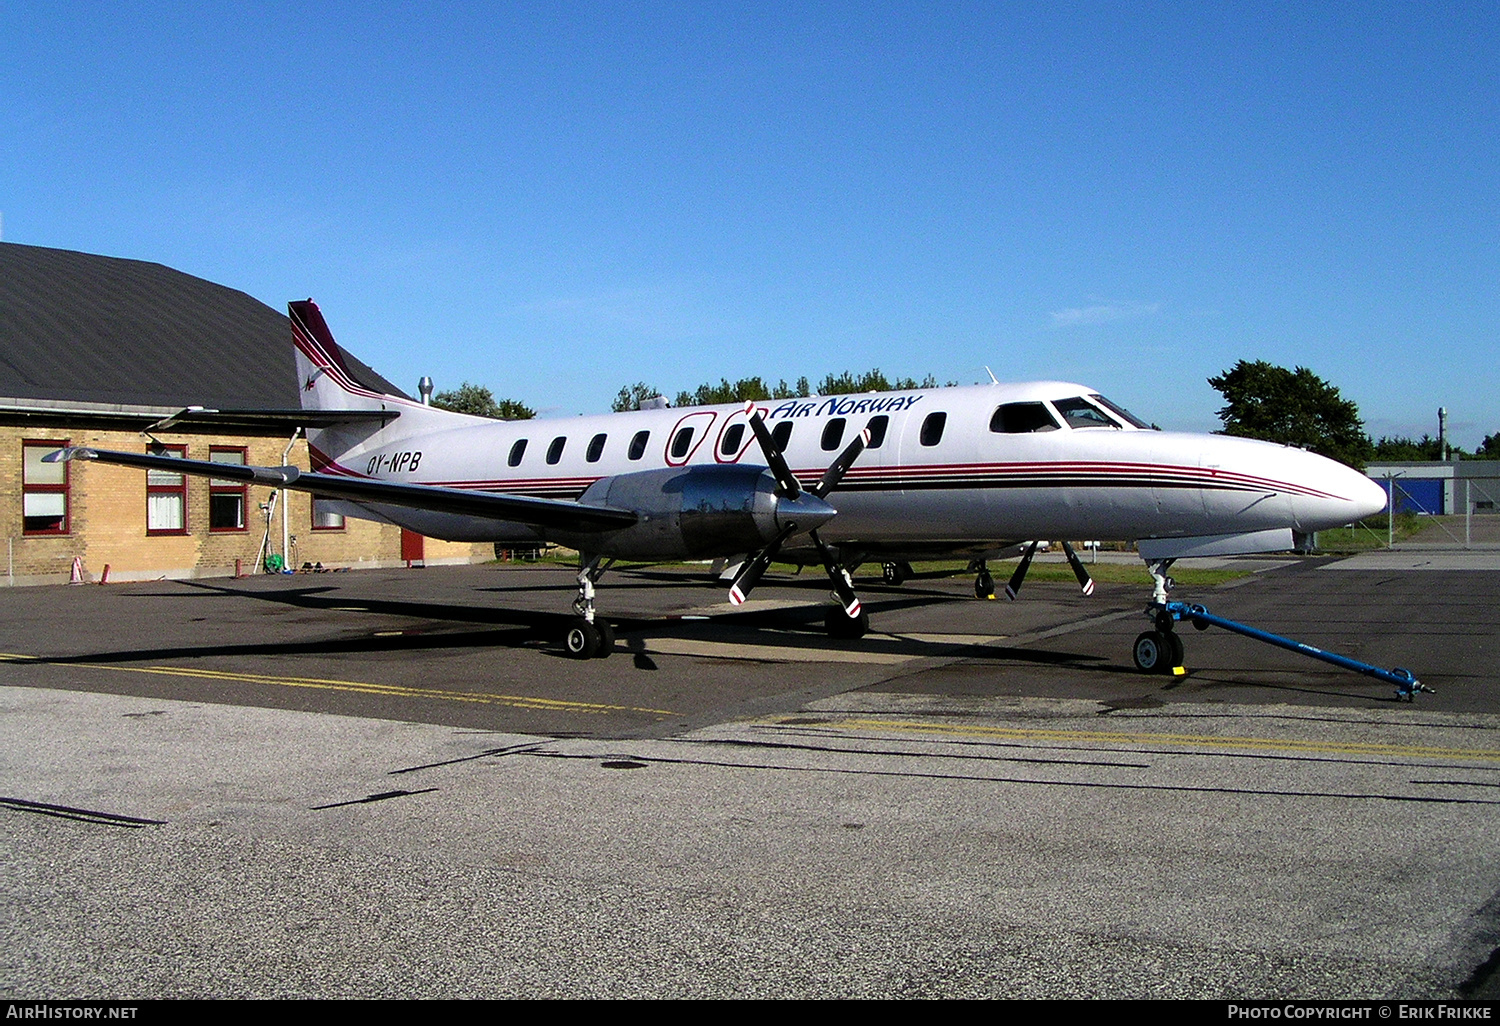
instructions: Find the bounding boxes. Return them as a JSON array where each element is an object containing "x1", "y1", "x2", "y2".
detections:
[{"x1": 2, "y1": 555, "x2": 1499, "y2": 998}]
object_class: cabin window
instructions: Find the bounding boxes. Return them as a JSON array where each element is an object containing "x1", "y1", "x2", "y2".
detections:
[
  {"x1": 146, "y1": 445, "x2": 187, "y2": 534},
  {"x1": 1052, "y1": 397, "x2": 1116, "y2": 429},
  {"x1": 671, "y1": 427, "x2": 695, "y2": 459},
  {"x1": 312, "y1": 498, "x2": 345, "y2": 531},
  {"x1": 546, "y1": 436, "x2": 567, "y2": 465},
  {"x1": 865, "y1": 415, "x2": 889, "y2": 448},
  {"x1": 720, "y1": 423, "x2": 745, "y2": 456},
  {"x1": 628, "y1": 430, "x2": 650, "y2": 461},
  {"x1": 508, "y1": 439, "x2": 528, "y2": 467},
  {"x1": 208, "y1": 448, "x2": 247, "y2": 531},
  {"x1": 821, "y1": 418, "x2": 846, "y2": 452},
  {"x1": 586, "y1": 433, "x2": 607, "y2": 463},
  {"x1": 920, "y1": 412, "x2": 947, "y2": 447},
  {"x1": 22, "y1": 441, "x2": 69, "y2": 535},
  {"x1": 770, "y1": 421, "x2": 793, "y2": 453},
  {"x1": 990, "y1": 402, "x2": 1060, "y2": 434}
]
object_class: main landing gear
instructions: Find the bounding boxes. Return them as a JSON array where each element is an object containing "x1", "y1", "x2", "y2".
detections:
[{"x1": 564, "y1": 555, "x2": 616, "y2": 659}]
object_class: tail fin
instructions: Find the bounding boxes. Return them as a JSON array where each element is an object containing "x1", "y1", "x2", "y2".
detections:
[{"x1": 289, "y1": 299, "x2": 395, "y2": 412}]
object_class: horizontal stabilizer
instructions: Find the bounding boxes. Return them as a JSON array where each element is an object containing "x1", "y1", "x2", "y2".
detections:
[
  {"x1": 45, "y1": 447, "x2": 637, "y2": 534},
  {"x1": 1136, "y1": 528, "x2": 1295, "y2": 561}
]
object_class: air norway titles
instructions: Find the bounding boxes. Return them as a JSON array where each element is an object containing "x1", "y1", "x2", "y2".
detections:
[
  {"x1": 765, "y1": 393, "x2": 924, "y2": 421},
  {"x1": 367, "y1": 450, "x2": 423, "y2": 476}
]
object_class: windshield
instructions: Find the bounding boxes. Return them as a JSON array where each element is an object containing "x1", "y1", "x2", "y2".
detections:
[
  {"x1": 1051, "y1": 397, "x2": 1118, "y2": 429},
  {"x1": 1089, "y1": 394, "x2": 1151, "y2": 429}
]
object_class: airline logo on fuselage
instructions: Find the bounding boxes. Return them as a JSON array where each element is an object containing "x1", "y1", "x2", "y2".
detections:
[{"x1": 764, "y1": 393, "x2": 924, "y2": 420}]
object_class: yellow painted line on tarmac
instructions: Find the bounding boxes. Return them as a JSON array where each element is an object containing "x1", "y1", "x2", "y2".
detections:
[
  {"x1": 817, "y1": 717, "x2": 1500, "y2": 763},
  {"x1": 0, "y1": 652, "x2": 674, "y2": 716}
]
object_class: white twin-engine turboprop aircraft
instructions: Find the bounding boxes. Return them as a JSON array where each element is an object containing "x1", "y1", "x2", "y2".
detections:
[{"x1": 50, "y1": 300, "x2": 1388, "y2": 667}]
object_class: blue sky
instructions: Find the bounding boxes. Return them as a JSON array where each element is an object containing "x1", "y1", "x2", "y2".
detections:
[{"x1": 3, "y1": 2, "x2": 1496, "y2": 445}]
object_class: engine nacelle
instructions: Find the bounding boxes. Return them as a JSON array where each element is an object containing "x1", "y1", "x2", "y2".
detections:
[{"x1": 553, "y1": 464, "x2": 835, "y2": 560}]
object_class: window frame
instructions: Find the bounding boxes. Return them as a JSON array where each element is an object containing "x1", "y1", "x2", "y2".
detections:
[
  {"x1": 145, "y1": 444, "x2": 189, "y2": 536},
  {"x1": 208, "y1": 446, "x2": 249, "y2": 533},
  {"x1": 311, "y1": 497, "x2": 346, "y2": 531},
  {"x1": 21, "y1": 440, "x2": 70, "y2": 536}
]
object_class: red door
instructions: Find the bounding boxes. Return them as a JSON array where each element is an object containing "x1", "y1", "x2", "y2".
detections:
[{"x1": 401, "y1": 528, "x2": 425, "y2": 565}]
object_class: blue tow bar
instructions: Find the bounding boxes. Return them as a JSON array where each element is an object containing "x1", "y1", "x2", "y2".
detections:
[{"x1": 1156, "y1": 601, "x2": 1430, "y2": 702}]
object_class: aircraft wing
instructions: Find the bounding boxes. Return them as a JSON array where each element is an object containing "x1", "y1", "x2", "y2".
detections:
[{"x1": 46, "y1": 447, "x2": 638, "y2": 534}]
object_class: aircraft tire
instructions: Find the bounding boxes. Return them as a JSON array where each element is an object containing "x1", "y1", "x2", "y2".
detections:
[
  {"x1": 1133, "y1": 630, "x2": 1171, "y2": 674},
  {"x1": 882, "y1": 562, "x2": 906, "y2": 586},
  {"x1": 1165, "y1": 630, "x2": 1185, "y2": 667},
  {"x1": 596, "y1": 620, "x2": 615, "y2": 658},
  {"x1": 825, "y1": 606, "x2": 870, "y2": 639},
  {"x1": 975, "y1": 571, "x2": 995, "y2": 600},
  {"x1": 565, "y1": 619, "x2": 601, "y2": 659}
]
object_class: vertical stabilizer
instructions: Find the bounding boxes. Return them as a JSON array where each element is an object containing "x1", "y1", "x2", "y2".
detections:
[{"x1": 289, "y1": 299, "x2": 391, "y2": 413}]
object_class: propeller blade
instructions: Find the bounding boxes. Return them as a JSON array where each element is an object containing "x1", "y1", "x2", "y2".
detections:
[
  {"x1": 744, "y1": 403, "x2": 802, "y2": 499},
  {"x1": 811, "y1": 530, "x2": 861, "y2": 617},
  {"x1": 810, "y1": 427, "x2": 871, "y2": 499},
  {"x1": 1004, "y1": 541, "x2": 1039, "y2": 600},
  {"x1": 1060, "y1": 540, "x2": 1096, "y2": 596},
  {"x1": 727, "y1": 523, "x2": 798, "y2": 605}
]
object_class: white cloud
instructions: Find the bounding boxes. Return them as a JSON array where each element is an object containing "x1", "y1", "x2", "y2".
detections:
[{"x1": 1050, "y1": 300, "x2": 1160, "y2": 328}]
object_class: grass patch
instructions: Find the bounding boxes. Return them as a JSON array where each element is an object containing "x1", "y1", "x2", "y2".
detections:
[{"x1": 1315, "y1": 513, "x2": 1421, "y2": 553}]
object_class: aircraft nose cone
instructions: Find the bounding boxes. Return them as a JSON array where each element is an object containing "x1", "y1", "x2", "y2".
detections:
[
  {"x1": 774, "y1": 491, "x2": 838, "y2": 534},
  {"x1": 1287, "y1": 453, "x2": 1388, "y2": 531},
  {"x1": 1350, "y1": 471, "x2": 1389, "y2": 521}
]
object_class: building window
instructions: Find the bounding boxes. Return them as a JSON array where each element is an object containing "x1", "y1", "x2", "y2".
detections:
[
  {"x1": 312, "y1": 498, "x2": 345, "y2": 531},
  {"x1": 146, "y1": 445, "x2": 187, "y2": 534},
  {"x1": 209, "y1": 447, "x2": 247, "y2": 531},
  {"x1": 22, "y1": 441, "x2": 69, "y2": 535}
]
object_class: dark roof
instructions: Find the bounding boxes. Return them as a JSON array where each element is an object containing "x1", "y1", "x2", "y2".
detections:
[{"x1": 0, "y1": 242, "x2": 408, "y2": 410}]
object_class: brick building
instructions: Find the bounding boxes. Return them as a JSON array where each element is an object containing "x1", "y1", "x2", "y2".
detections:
[{"x1": 0, "y1": 242, "x2": 488, "y2": 584}]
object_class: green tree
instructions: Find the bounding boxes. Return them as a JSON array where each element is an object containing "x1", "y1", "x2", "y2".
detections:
[
  {"x1": 612, "y1": 382, "x2": 665, "y2": 412},
  {"x1": 1208, "y1": 360, "x2": 1373, "y2": 469},
  {"x1": 1371, "y1": 434, "x2": 1444, "y2": 461},
  {"x1": 1475, "y1": 432, "x2": 1500, "y2": 460},
  {"x1": 431, "y1": 382, "x2": 535, "y2": 420}
]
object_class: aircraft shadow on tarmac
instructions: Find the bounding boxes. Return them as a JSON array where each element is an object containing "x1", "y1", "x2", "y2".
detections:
[
  {"x1": 56, "y1": 576, "x2": 1113, "y2": 674},
  {"x1": 78, "y1": 577, "x2": 1407, "y2": 703}
]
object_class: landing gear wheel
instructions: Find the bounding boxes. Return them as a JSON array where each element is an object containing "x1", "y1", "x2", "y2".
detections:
[
  {"x1": 1165, "y1": 630, "x2": 1185, "y2": 667},
  {"x1": 975, "y1": 570, "x2": 995, "y2": 600},
  {"x1": 564, "y1": 618, "x2": 601, "y2": 659},
  {"x1": 825, "y1": 606, "x2": 870, "y2": 639},
  {"x1": 1133, "y1": 630, "x2": 1176, "y2": 674},
  {"x1": 882, "y1": 562, "x2": 907, "y2": 586},
  {"x1": 595, "y1": 620, "x2": 615, "y2": 658}
]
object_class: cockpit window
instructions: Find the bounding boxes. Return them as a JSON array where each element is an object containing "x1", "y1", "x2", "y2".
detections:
[
  {"x1": 990, "y1": 402, "x2": 1060, "y2": 434},
  {"x1": 1089, "y1": 393, "x2": 1151, "y2": 429},
  {"x1": 1052, "y1": 397, "x2": 1118, "y2": 429}
]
